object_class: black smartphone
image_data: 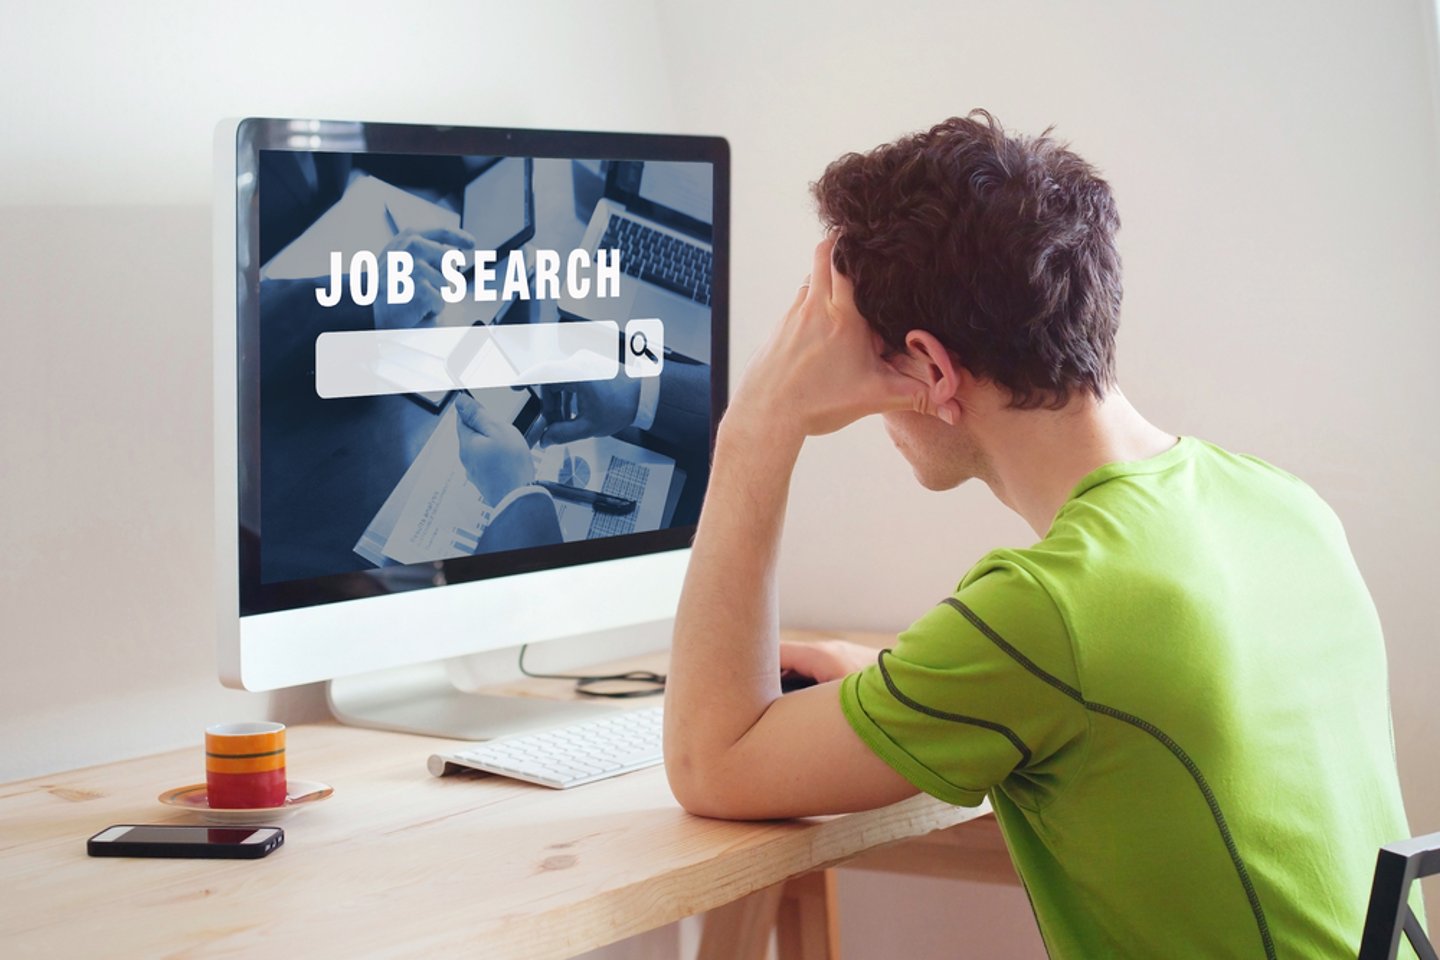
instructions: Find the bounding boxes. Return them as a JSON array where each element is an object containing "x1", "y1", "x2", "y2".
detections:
[{"x1": 87, "y1": 824, "x2": 284, "y2": 860}]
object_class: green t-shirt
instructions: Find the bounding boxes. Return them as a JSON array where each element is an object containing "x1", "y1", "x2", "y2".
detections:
[{"x1": 840, "y1": 436, "x2": 1417, "y2": 959}]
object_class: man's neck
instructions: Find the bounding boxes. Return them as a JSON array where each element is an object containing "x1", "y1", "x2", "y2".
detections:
[{"x1": 976, "y1": 389, "x2": 1177, "y2": 538}]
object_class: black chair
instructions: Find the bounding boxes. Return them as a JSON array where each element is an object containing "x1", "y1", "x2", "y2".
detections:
[{"x1": 1358, "y1": 831, "x2": 1440, "y2": 960}]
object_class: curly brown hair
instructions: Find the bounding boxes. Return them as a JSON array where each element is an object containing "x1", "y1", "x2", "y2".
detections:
[{"x1": 813, "y1": 110, "x2": 1122, "y2": 410}]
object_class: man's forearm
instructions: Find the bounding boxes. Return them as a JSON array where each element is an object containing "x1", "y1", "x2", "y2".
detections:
[
  {"x1": 664, "y1": 239, "x2": 926, "y2": 810},
  {"x1": 665, "y1": 413, "x2": 803, "y2": 790}
]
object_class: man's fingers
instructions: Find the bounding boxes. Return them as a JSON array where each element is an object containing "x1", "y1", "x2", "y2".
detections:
[
  {"x1": 787, "y1": 275, "x2": 810, "y2": 315},
  {"x1": 540, "y1": 386, "x2": 567, "y2": 424},
  {"x1": 779, "y1": 640, "x2": 864, "y2": 684},
  {"x1": 541, "y1": 416, "x2": 593, "y2": 445},
  {"x1": 403, "y1": 234, "x2": 459, "y2": 267},
  {"x1": 414, "y1": 280, "x2": 446, "y2": 319},
  {"x1": 455, "y1": 394, "x2": 506, "y2": 436},
  {"x1": 455, "y1": 394, "x2": 483, "y2": 433},
  {"x1": 778, "y1": 641, "x2": 820, "y2": 674},
  {"x1": 808, "y1": 238, "x2": 836, "y2": 305},
  {"x1": 414, "y1": 258, "x2": 444, "y2": 291},
  {"x1": 828, "y1": 246, "x2": 858, "y2": 313},
  {"x1": 417, "y1": 227, "x2": 477, "y2": 250},
  {"x1": 857, "y1": 357, "x2": 933, "y2": 417}
]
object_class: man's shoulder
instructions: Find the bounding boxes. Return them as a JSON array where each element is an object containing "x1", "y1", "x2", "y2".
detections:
[
  {"x1": 957, "y1": 535, "x2": 1098, "y2": 619},
  {"x1": 955, "y1": 548, "x2": 1068, "y2": 612},
  {"x1": 1072, "y1": 436, "x2": 1331, "y2": 522},
  {"x1": 1029, "y1": 437, "x2": 1343, "y2": 580},
  {"x1": 899, "y1": 552, "x2": 1079, "y2": 694}
]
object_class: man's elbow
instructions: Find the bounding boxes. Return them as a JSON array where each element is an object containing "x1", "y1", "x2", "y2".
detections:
[{"x1": 664, "y1": 748, "x2": 751, "y2": 820}]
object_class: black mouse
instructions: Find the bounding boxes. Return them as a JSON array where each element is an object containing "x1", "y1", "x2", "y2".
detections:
[{"x1": 780, "y1": 669, "x2": 819, "y2": 693}]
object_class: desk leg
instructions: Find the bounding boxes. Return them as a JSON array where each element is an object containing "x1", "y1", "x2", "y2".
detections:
[
  {"x1": 697, "y1": 882, "x2": 785, "y2": 960},
  {"x1": 698, "y1": 870, "x2": 840, "y2": 960},
  {"x1": 776, "y1": 869, "x2": 840, "y2": 960}
]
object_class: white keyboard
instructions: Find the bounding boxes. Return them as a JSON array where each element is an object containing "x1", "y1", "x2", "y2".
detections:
[{"x1": 427, "y1": 705, "x2": 664, "y2": 789}]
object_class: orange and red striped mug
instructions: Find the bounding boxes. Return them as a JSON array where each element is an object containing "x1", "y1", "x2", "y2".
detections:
[{"x1": 205, "y1": 722, "x2": 287, "y2": 809}]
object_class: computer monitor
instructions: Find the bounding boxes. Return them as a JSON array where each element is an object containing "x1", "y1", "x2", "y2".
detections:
[{"x1": 214, "y1": 118, "x2": 728, "y2": 738}]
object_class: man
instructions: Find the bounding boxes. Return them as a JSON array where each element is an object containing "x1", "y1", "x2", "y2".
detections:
[{"x1": 663, "y1": 111, "x2": 1418, "y2": 958}]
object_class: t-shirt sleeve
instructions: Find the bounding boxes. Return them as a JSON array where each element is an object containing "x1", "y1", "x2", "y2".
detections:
[{"x1": 839, "y1": 559, "x2": 1086, "y2": 808}]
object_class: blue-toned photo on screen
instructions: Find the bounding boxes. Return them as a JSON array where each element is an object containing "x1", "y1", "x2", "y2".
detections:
[{"x1": 242, "y1": 138, "x2": 721, "y2": 616}]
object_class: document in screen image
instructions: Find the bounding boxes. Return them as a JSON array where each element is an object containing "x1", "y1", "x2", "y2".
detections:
[
  {"x1": 251, "y1": 146, "x2": 713, "y2": 599},
  {"x1": 355, "y1": 400, "x2": 676, "y2": 567}
]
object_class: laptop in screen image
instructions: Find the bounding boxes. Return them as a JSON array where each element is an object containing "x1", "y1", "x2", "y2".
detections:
[{"x1": 558, "y1": 160, "x2": 714, "y2": 364}]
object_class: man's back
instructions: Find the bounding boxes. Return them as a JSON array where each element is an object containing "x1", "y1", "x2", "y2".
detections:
[{"x1": 840, "y1": 437, "x2": 1415, "y2": 958}]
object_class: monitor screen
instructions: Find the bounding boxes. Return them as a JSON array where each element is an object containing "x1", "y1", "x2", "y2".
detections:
[
  {"x1": 228, "y1": 120, "x2": 728, "y2": 623},
  {"x1": 217, "y1": 118, "x2": 731, "y2": 699}
]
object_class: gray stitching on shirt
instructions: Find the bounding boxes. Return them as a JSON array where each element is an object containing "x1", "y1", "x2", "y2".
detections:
[
  {"x1": 875, "y1": 648, "x2": 1032, "y2": 769},
  {"x1": 940, "y1": 598, "x2": 1276, "y2": 960}
]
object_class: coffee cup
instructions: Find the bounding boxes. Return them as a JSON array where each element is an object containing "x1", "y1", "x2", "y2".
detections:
[{"x1": 205, "y1": 721, "x2": 286, "y2": 809}]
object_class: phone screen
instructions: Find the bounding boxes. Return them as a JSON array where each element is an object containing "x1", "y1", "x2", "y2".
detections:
[{"x1": 109, "y1": 826, "x2": 263, "y2": 845}]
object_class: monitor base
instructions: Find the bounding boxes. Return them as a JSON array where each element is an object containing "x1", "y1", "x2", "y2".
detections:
[{"x1": 327, "y1": 660, "x2": 620, "y2": 741}]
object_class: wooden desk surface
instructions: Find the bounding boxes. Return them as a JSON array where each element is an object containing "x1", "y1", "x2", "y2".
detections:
[{"x1": 0, "y1": 634, "x2": 988, "y2": 959}]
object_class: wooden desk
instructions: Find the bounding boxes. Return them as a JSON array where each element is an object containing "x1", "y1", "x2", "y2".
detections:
[{"x1": 0, "y1": 637, "x2": 1000, "y2": 959}]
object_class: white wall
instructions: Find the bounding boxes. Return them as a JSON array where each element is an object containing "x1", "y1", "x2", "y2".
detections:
[
  {"x1": 3, "y1": 0, "x2": 1437, "y2": 952},
  {"x1": 0, "y1": 0, "x2": 677, "y2": 781}
]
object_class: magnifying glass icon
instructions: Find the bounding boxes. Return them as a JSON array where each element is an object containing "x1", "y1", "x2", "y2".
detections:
[
  {"x1": 629, "y1": 330, "x2": 658, "y2": 363},
  {"x1": 623, "y1": 319, "x2": 665, "y2": 379}
]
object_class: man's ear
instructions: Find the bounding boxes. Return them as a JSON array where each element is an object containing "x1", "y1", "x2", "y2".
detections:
[{"x1": 894, "y1": 330, "x2": 964, "y2": 426}]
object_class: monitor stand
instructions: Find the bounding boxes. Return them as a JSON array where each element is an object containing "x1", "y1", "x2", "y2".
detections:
[{"x1": 327, "y1": 659, "x2": 619, "y2": 741}]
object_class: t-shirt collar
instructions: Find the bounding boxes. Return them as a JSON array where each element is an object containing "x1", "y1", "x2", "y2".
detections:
[{"x1": 1063, "y1": 435, "x2": 1195, "y2": 504}]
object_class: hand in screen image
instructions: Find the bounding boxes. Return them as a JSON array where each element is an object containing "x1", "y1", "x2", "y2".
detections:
[
  {"x1": 454, "y1": 394, "x2": 564, "y2": 554},
  {"x1": 454, "y1": 394, "x2": 535, "y2": 504},
  {"x1": 536, "y1": 359, "x2": 710, "y2": 450},
  {"x1": 538, "y1": 378, "x2": 641, "y2": 445},
  {"x1": 374, "y1": 226, "x2": 477, "y2": 330}
]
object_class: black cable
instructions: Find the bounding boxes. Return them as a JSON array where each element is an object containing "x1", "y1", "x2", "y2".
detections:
[{"x1": 516, "y1": 644, "x2": 665, "y2": 699}]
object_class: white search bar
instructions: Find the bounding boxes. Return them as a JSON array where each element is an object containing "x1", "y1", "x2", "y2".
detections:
[{"x1": 315, "y1": 321, "x2": 624, "y2": 400}]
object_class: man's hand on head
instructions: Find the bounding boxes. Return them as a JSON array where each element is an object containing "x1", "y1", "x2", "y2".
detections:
[{"x1": 724, "y1": 237, "x2": 929, "y2": 445}]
